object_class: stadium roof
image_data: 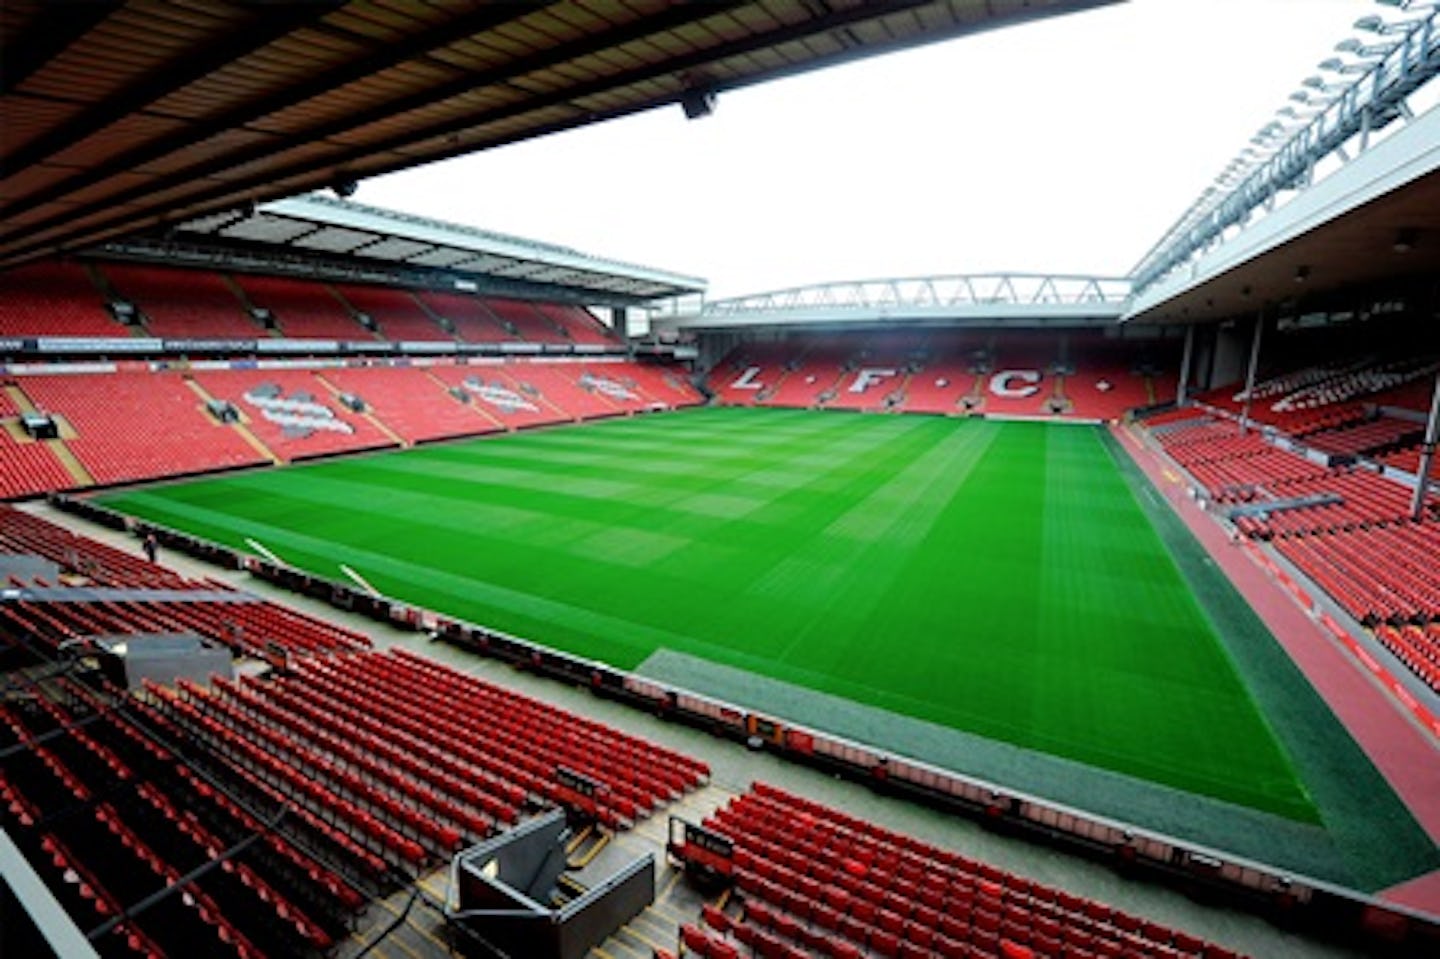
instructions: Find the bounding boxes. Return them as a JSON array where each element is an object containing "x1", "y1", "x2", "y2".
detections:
[
  {"x1": 0, "y1": 0, "x2": 1117, "y2": 271},
  {"x1": 1124, "y1": 6, "x2": 1440, "y2": 324},
  {"x1": 98, "y1": 194, "x2": 706, "y2": 303}
]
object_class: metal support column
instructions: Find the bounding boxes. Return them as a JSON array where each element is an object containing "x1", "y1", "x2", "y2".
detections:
[
  {"x1": 1410, "y1": 367, "x2": 1440, "y2": 520},
  {"x1": 1239, "y1": 311, "x2": 1264, "y2": 435},
  {"x1": 1177, "y1": 324, "x2": 1195, "y2": 405}
]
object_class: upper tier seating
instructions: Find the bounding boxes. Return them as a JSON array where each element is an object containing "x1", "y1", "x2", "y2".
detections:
[
  {"x1": 333, "y1": 284, "x2": 452, "y2": 341},
  {"x1": 18, "y1": 372, "x2": 265, "y2": 485},
  {"x1": 677, "y1": 782, "x2": 1243, "y2": 959},
  {"x1": 415, "y1": 292, "x2": 518, "y2": 341},
  {"x1": 537, "y1": 302, "x2": 618, "y2": 345},
  {"x1": 191, "y1": 368, "x2": 397, "y2": 461},
  {"x1": 230, "y1": 275, "x2": 372, "y2": 340},
  {"x1": 100, "y1": 264, "x2": 261, "y2": 339},
  {"x1": 0, "y1": 261, "x2": 130, "y2": 337},
  {"x1": 485, "y1": 297, "x2": 574, "y2": 343}
]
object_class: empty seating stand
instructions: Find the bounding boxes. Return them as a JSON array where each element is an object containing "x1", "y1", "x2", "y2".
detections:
[
  {"x1": 416, "y1": 291, "x2": 518, "y2": 342},
  {"x1": 101, "y1": 264, "x2": 261, "y2": 339},
  {"x1": 0, "y1": 261, "x2": 128, "y2": 337},
  {"x1": 192, "y1": 368, "x2": 397, "y2": 461},
  {"x1": 231, "y1": 274, "x2": 372, "y2": 340},
  {"x1": 17, "y1": 371, "x2": 265, "y2": 485},
  {"x1": 321, "y1": 364, "x2": 497, "y2": 442},
  {"x1": 677, "y1": 783, "x2": 1243, "y2": 959},
  {"x1": 333, "y1": 284, "x2": 452, "y2": 342},
  {"x1": 0, "y1": 388, "x2": 74, "y2": 498}
]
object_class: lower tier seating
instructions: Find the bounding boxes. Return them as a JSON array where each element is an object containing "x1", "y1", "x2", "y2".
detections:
[
  {"x1": 18, "y1": 372, "x2": 265, "y2": 485},
  {"x1": 1, "y1": 680, "x2": 359, "y2": 958},
  {"x1": 675, "y1": 783, "x2": 1242, "y2": 959},
  {"x1": 1, "y1": 505, "x2": 194, "y2": 589},
  {"x1": 1273, "y1": 524, "x2": 1440, "y2": 628},
  {"x1": 0, "y1": 387, "x2": 73, "y2": 497}
]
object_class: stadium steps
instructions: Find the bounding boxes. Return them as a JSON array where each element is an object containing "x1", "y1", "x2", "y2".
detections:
[
  {"x1": 220, "y1": 274, "x2": 284, "y2": 338},
  {"x1": 3, "y1": 383, "x2": 92, "y2": 486},
  {"x1": 83, "y1": 261, "x2": 150, "y2": 338},
  {"x1": 182, "y1": 376, "x2": 281, "y2": 465},
  {"x1": 43, "y1": 438, "x2": 92, "y2": 486},
  {"x1": 312, "y1": 372, "x2": 409, "y2": 447}
]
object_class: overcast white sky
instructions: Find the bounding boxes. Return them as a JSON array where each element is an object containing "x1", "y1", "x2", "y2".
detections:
[{"x1": 364, "y1": 0, "x2": 1374, "y2": 299}]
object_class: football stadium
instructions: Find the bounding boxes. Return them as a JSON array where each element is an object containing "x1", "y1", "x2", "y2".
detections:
[{"x1": 2, "y1": 3, "x2": 1439, "y2": 959}]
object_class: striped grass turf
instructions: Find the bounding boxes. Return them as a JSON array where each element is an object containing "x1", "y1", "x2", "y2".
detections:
[{"x1": 101, "y1": 407, "x2": 1316, "y2": 821}]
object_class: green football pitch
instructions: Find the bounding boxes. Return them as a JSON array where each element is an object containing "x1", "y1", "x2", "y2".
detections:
[{"x1": 101, "y1": 407, "x2": 1317, "y2": 821}]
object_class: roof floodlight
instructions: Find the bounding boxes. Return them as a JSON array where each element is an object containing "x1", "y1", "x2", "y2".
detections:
[
  {"x1": 1354, "y1": 14, "x2": 1421, "y2": 34},
  {"x1": 1318, "y1": 57, "x2": 1371, "y2": 75},
  {"x1": 1334, "y1": 37, "x2": 1402, "y2": 58},
  {"x1": 1301, "y1": 76, "x2": 1345, "y2": 94},
  {"x1": 1375, "y1": 0, "x2": 1438, "y2": 11}
]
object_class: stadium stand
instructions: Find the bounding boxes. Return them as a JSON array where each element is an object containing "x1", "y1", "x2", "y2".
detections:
[
  {"x1": 673, "y1": 782, "x2": 1244, "y2": 959},
  {"x1": 319, "y1": 364, "x2": 497, "y2": 443},
  {"x1": 99, "y1": 264, "x2": 262, "y2": 340},
  {"x1": 0, "y1": 261, "x2": 131, "y2": 337},
  {"x1": 17, "y1": 371, "x2": 266, "y2": 485},
  {"x1": 426, "y1": 362, "x2": 571, "y2": 430},
  {"x1": 0, "y1": 505, "x2": 192, "y2": 590},
  {"x1": 415, "y1": 292, "x2": 519, "y2": 342},
  {"x1": 0, "y1": 388, "x2": 73, "y2": 498},
  {"x1": 485, "y1": 297, "x2": 576, "y2": 344},
  {"x1": 190, "y1": 368, "x2": 397, "y2": 461},
  {"x1": 229, "y1": 275, "x2": 372, "y2": 340},
  {"x1": 709, "y1": 331, "x2": 1177, "y2": 419},
  {"x1": 537, "y1": 302, "x2": 621, "y2": 345},
  {"x1": 332, "y1": 284, "x2": 452, "y2": 342}
]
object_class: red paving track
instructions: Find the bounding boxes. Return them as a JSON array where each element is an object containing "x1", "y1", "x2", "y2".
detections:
[{"x1": 1110, "y1": 425, "x2": 1440, "y2": 914}]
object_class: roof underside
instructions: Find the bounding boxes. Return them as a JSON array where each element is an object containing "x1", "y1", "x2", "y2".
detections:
[
  {"x1": 96, "y1": 193, "x2": 708, "y2": 303},
  {"x1": 0, "y1": 0, "x2": 1117, "y2": 271}
]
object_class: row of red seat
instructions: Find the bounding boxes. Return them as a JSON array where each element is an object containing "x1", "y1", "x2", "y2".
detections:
[
  {"x1": 3, "y1": 360, "x2": 701, "y2": 498},
  {"x1": 300, "y1": 650, "x2": 709, "y2": 828},
  {"x1": 1304, "y1": 415, "x2": 1423, "y2": 457},
  {"x1": 1374, "y1": 624, "x2": 1440, "y2": 692},
  {"x1": 18, "y1": 371, "x2": 267, "y2": 485},
  {"x1": 1274, "y1": 524, "x2": 1440, "y2": 628},
  {"x1": 0, "y1": 596, "x2": 370, "y2": 659},
  {"x1": 0, "y1": 505, "x2": 192, "y2": 588},
  {"x1": 1, "y1": 694, "x2": 276, "y2": 958},
  {"x1": 675, "y1": 783, "x2": 1241, "y2": 959},
  {"x1": 710, "y1": 333, "x2": 1177, "y2": 420},
  {"x1": 0, "y1": 506, "x2": 372, "y2": 659}
]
